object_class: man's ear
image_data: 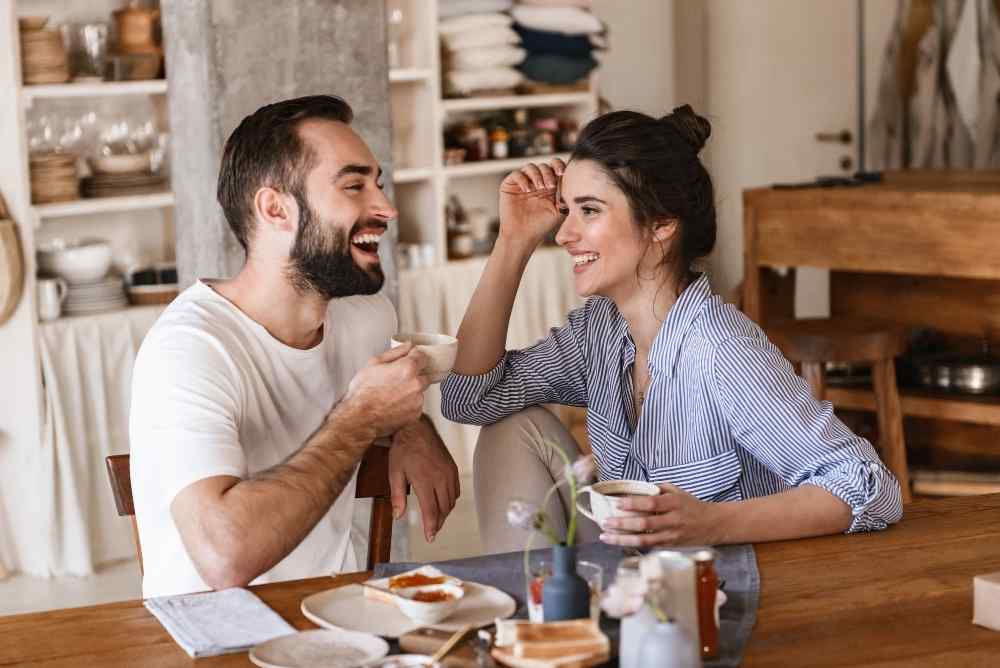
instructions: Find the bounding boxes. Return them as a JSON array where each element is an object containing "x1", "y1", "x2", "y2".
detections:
[
  {"x1": 253, "y1": 186, "x2": 296, "y2": 234},
  {"x1": 653, "y1": 218, "x2": 680, "y2": 243}
]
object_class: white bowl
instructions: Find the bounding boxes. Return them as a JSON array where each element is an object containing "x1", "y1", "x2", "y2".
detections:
[
  {"x1": 370, "y1": 655, "x2": 438, "y2": 668},
  {"x1": 37, "y1": 238, "x2": 113, "y2": 284},
  {"x1": 393, "y1": 583, "x2": 465, "y2": 625},
  {"x1": 390, "y1": 332, "x2": 458, "y2": 384},
  {"x1": 88, "y1": 152, "x2": 151, "y2": 175}
]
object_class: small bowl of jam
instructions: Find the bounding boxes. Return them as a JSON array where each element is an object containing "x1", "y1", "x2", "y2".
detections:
[{"x1": 394, "y1": 583, "x2": 465, "y2": 625}]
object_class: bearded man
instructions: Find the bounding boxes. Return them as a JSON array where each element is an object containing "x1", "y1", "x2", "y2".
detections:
[{"x1": 129, "y1": 95, "x2": 459, "y2": 598}]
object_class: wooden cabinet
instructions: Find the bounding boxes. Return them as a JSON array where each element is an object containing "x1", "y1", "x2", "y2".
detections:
[{"x1": 742, "y1": 174, "x2": 1000, "y2": 485}]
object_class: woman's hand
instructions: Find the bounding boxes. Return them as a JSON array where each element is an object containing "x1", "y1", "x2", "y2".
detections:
[
  {"x1": 598, "y1": 484, "x2": 721, "y2": 548},
  {"x1": 498, "y1": 158, "x2": 567, "y2": 251}
]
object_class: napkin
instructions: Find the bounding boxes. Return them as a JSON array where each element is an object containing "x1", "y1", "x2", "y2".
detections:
[
  {"x1": 973, "y1": 572, "x2": 1000, "y2": 631},
  {"x1": 144, "y1": 587, "x2": 295, "y2": 658}
]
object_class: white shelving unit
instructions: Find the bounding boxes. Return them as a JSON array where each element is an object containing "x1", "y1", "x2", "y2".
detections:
[
  {"x1": 20, "y1": 78, "x2": 167, "y2": 104},
  {"x1": 32, "y1": 191, "x2": 175, "y2": 221},
  {"x1": 386, "y1": 0, "x2": 598, "y2": 265}
]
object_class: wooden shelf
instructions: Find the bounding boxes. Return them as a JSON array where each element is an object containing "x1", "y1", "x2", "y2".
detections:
[
  {"x1": 33, "y1": 191, "x2": 175, "y2": 220},
  {"x1": 393, "y1": 167, "x2": 433, "y2": 184},
  {"x1": 389, "y1": 68, "x2": 432, "y2": 83},
  {"x1": 21, "y1": 80, "x2": 168, "y2": 102},
  {"x1": 442, "y1": 92, "x2": 594, "y2": 113},
  {"x1": 444, "y1": 153, "x2": 572, "y2": 179},
  {"x1": 826, "y1": 386, "x2": 1000, "y2": 427}
]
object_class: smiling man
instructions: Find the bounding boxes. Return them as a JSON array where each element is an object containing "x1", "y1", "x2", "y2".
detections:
[{"x1": 129, "y1": 95, "x2": 459, "y2": 599}]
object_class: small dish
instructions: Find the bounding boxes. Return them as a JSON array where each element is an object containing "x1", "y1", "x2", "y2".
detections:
[
  {"x1": 88, "y1": 152, "x2": 151, "y2": 175},
  {"x1": 370, "y1": 655, "x2": 438, "y2": 668},
  {"x1": 394, "y1": 584, "x2": 465, "y2": 625},
  {"x1": 249, "y1": 628, "x2": 389, "y2": 668},
  {"x1": 390, "y1": 332, "x2": 458, "y2": 383}
]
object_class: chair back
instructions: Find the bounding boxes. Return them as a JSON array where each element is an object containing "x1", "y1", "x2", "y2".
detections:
[{"x1": 105, "y1": 445, "x2": 395, "y2": 578}]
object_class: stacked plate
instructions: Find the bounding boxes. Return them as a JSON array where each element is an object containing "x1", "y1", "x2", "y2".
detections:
[
  {"x1": 81, "y1": 172, "x2": 167, "y2": 198},
  {"x1": 20, "y1": 24, "x2": 71, "y2": 85},
  {"x1": 30, "y1": 152, "x2": 79, "y2": 204},
  {"x1": 63, "y1": 274, "x2": 128, "y2": 316}
]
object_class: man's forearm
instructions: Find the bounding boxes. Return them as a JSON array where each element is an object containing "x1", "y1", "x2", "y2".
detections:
[{"x1": 181, "y1": 401, "x2": 376, "y2": 589}]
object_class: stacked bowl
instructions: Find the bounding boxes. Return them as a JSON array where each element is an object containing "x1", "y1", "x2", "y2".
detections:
[{"x1": 37, "y1": 238, "x2": 127, "y2": 316}]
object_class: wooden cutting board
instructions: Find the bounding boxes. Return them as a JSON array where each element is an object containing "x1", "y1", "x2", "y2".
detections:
[
  {"x1": 398, "y1": 627, "x2": 480, "y2": 667},
  {"x1": 0, "y1": 214, "x2": 25, "y2": 327}
]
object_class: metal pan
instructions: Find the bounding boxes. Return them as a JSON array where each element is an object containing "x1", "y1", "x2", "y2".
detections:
[{"x1": 911, "y1": 352, "x2": 1000, "y2": 395}]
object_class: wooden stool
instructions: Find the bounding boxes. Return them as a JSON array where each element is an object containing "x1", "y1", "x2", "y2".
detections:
[{"x1": 767, "y1": 318, "x2": 912, "y2": 502}]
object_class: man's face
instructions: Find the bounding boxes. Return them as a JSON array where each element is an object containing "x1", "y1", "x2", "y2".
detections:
[{"x1": 285, "y1": 120, "x2": 397, "y2": 300}]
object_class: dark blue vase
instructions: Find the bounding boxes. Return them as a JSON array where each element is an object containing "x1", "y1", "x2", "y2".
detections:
[{"x1": 542, "y1": 543, "x2": 590, "y2": 621}]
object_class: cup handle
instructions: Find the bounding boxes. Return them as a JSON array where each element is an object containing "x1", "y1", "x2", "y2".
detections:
[
  {"x1": 576, "y1": 486, "x2": 596, "y2": 522},
  {"x1": 56, "y1": 279, "x2": 68, "y2": 303}
]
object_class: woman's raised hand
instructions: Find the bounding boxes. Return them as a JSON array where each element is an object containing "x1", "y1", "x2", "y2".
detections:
[{"x1": 498, "y1": 158, "x2": 567, "y2": 250}]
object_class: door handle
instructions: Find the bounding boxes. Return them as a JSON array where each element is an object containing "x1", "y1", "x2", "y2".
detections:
[{"x1": 815, "y1": 130, "x2": 853, "y2": 144}]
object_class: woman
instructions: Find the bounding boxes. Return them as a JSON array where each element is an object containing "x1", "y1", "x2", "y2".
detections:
[{"x1": 440, "y1": 106, "x2": 902, "y2": 553}]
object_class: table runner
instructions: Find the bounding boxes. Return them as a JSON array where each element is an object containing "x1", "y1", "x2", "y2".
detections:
[{"x1": 375, "y1": 541, "x2": 759, "y2": 667}]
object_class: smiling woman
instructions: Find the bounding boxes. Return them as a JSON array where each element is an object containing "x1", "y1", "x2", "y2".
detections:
[{"x1": 439, "y1": 106, "x2": 902, "y2": 555}]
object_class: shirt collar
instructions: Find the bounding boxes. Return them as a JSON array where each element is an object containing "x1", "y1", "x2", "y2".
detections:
[{"x1": 648, "y1": 273, "x2": 713, "y2": 377}]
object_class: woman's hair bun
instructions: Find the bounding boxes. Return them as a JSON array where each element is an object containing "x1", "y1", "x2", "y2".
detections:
[{"x1": 660, "y1": 104, "x2": 711, "y2": 154}]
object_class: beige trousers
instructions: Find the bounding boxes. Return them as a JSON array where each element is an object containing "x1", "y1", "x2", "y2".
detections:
[{"x1": 474, "y1": 406, "x2": 601, "y2": 554}]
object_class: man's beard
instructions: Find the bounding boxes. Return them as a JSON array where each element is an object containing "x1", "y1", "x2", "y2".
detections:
[{"x1": 286, "y1": 193, "x2": 384, "y2": 300}]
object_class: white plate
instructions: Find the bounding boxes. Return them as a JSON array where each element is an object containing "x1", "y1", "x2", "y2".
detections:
[
  {"x1": 301, "y1": 582, "x2": 516, "y2": 638},
  {"x1": 249, "y1": 628, "x2": 389, "y2": 668}
]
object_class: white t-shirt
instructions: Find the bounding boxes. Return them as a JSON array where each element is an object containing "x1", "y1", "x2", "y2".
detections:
[{"x1": 129, "y1": 280, "x2": 396, "y2": 599}]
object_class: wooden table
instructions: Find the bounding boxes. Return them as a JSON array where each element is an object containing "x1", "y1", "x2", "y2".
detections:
[{"x1": 3, "y1": 494, "x2": 1000, "y2": 667}]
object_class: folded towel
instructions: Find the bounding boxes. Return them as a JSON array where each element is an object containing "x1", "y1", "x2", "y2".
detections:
[
  {"x1": 449, "y1": 45, "x2": 526, "y2": 70},
  {"x1": 514, "y1": 23, "x2": 596, "y2": 58},
  {"x1": 439, "y1": 0, "x2": 513, "y2": 19},
  {"x1": 439, "y1": 12, "x2": 512, "y2": 35},
  {"x1": 518, "y1": 52, "x2": 598, "y2": 85},
  {"x1": 446, "y1": 67, "x2": 524, "y2": 95},
  {"x1": 511, "y1": 5, "x2": 604, "y2": 35},
  {"x1": 442, "y1": 25, "x2": 520, "y2": 51},
  {"x1": 144, "y1": 588, "x2": 295, "y2": 658},
  {"x1": 519, "y1": 0, "x2": 593, "y2": 7}
]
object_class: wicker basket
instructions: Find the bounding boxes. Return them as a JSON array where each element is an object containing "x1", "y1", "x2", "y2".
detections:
[{"x1": 127, "y1": 284, "x2": 178, "y2": 306}]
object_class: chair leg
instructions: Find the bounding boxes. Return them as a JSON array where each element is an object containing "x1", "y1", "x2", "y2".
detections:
[
  {"x1": 801, "y1": 361, "x2": 826, "y2": 401},
  {"x1": 871, "y1": 359, "x2": 912, "y2": 503},
  {"x1": 130, "y1": 516, "x2": 144, "y2": 576},
  {"x1": 367, "y1": 497, "x2": 394, "y2": 571}
]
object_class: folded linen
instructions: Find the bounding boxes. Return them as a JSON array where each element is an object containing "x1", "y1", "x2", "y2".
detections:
[
  {"x1": 442, "y1": 25, "x2": 520, "y2": 51},
  {"x1": 144, "y1": 588, "x2": 294, "y2": 658},
  {"x1": 439, "y1": 0, "x2": 513, "y2": 19},
  {"x1": 511, "y1": 5, "x2": 604, "y2": 35},
  {"x1": 439, "y1": 12, "x2": 512, "y2": 35},
  {"x1": 518, "y1": 52, "x2": 598, "y2": 85},
  {"x1": 449, "y1": 45, "x2": 526, "y2": 70},
  {"x1": 514, "y1": 23, "x2": 597, "y2": 57},
  {"x1": 446, "y1": 66, "x2": 524, "y2": 95}
]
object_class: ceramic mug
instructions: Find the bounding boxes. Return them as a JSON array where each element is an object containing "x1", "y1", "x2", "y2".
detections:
[
  {"x1": 37, "y1": 277, "x2": 68, "y2": 321},
  {"x1": 390, "y1": 332, "x2": 458, "y2": 383},
  {"x1": 576, "y1": 479, "x2": 661, "y2": 525}
]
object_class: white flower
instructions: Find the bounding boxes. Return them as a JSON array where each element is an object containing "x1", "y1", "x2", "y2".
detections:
[
  {"x1": 569, "y1": 454, "x2": 596, "y2": 484},
  {"x1": 600, "y1": 582, "x2": 647, "y2": 618},
  {"x1": 506, "y1": 498, "x2": 541, "y2": 531}
]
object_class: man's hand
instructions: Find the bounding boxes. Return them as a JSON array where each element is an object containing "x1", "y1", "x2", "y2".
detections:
[
  {"x1": 388, "y1": 417, "x2": 460, "y2": 542},
  {"x1": 341, "y1": 343, "x2": 429, "y2": 438}
]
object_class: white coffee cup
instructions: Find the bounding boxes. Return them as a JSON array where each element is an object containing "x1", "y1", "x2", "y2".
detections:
[
  {"x1": 390, "y1": 332, "x2": 458, "y2": 384},
  {"x1": 577, "y1": 479, "x2": 661, "y2": 525},
  {"x1": 37, "y1": 277, "x2": 68, "y2": 321}
]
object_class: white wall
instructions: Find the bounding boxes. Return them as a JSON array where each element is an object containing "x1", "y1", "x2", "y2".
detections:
[{"x1": 592, "y1": 0, "x2": 676, "y2": 115}]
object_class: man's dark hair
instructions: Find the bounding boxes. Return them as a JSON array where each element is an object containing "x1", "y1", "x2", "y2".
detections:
[{"x1": 217, "y1": 95, "x2": 354, "y2": 252}]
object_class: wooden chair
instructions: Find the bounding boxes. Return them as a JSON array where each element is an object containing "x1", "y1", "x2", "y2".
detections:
[
  {"x1": 105, "y1": 445, "x2": 397, "y2": 577},
  {"x1": 766, "y1": 318, "x2": 912, "y2": 503}
]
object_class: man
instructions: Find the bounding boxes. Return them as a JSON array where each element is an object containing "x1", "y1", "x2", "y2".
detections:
[{"x1": 130, "y1": 95, "x2": 459, "y2": 599}]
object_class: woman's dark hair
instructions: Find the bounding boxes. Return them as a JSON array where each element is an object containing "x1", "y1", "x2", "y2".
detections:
[
  {"x1": 217, "y1": 95, "x2": 354, "y2": 253},
  {"x1": 570, "y1": 104, "x2": 716, "y2": 290}
]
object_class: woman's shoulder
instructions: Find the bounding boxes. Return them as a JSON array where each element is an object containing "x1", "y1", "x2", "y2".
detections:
[{"x1": 691, "y1": 294, "x2": 768, "y2": 352}]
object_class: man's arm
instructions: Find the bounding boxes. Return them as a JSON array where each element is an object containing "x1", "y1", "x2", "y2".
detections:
[{"x1": 170, "y1": 344, "x2": 427, "y2": 590}]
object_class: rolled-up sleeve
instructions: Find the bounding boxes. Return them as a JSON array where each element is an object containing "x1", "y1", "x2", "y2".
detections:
[
  {"x1": 711, "y1": 334, "x2": 903, "y2": 532},
  {"x1": 440, "y1": 304, "x2": 590, "y2": 425}
]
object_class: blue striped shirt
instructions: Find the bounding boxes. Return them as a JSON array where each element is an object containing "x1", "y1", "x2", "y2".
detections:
[{"x1": 441, "y1": 274, "x2": 903, "y2": 533}]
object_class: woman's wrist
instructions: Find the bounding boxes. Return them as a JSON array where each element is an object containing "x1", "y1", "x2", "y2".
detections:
[{"x1": 494, "y1": 232, "x2": 542, "y2": 260}]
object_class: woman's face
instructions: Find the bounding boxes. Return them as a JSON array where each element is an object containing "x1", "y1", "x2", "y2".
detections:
[{"x1": 555, "y1": 159, "x2": 663, "y2": 301}]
